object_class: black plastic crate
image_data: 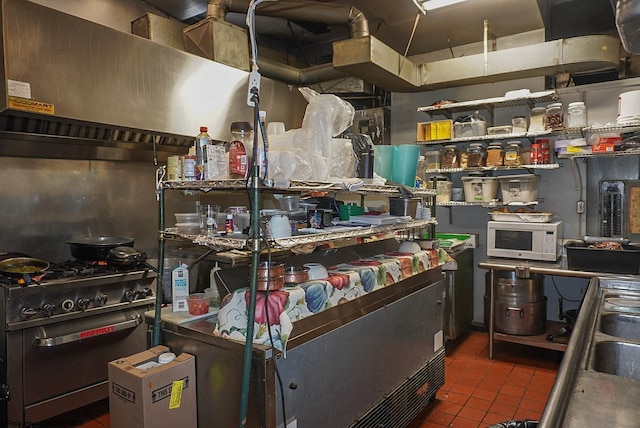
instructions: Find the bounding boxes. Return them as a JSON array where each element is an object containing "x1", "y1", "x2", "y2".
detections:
[{"x1": 565, "y1": 241, "x2": 640, "y2": 274}]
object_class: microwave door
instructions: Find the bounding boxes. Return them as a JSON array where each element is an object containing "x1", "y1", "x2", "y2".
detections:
[{"x1": 495, "y1": 229, "x2": 533, "y2": 251}]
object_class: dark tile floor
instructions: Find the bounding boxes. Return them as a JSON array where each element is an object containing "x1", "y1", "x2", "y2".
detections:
[{"x1": 38, "y1": 330, "x2": 562, "y2": 428}]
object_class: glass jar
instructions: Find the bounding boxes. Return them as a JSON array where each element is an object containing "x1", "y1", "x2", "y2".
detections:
[
  {"x1": 567, "y1": 101, "x2": 587, "y2": 128},
  {"x1": 466, "y1": 143, "x2": 486, "y2": 167},
  {"x1": 512, "y1": 116, "x2": 528, "y2": 134},
  {"x1": 529, "y1": 107, "x2": 546, "y2": 132},
  {"x1": 545, "y1": 103, "x2": 564, "y2": 130},
  {"x1": 503, "y1": 141, "x2": 522, "y2": 166},
  {"x1": 486, "y1": 143, "x2": 503, "y2": 167},
  {"x1": 441, "y1": 145, "x2": 460, "y2": 169}
]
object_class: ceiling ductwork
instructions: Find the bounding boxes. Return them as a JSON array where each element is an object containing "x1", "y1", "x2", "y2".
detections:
[{"x1": 191, "y1": 0, "x2": 621, "y2": 91}]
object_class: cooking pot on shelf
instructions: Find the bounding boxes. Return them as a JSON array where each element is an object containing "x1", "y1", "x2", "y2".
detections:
[{"x1": 67, "y1": 236, "x2": 135, "y2": 261}]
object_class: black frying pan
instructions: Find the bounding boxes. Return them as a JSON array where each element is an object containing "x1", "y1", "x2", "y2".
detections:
[
  {"x1": 107, "y1": 246, "x2": 157, "y2": 272},
  {"x1": 67, "y1": 236, "x2": 135, "y2": 261}
]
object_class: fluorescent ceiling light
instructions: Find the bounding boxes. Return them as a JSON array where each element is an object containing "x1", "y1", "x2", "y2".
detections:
[{"x1": 418, "y1": 0, "x2": 467, "y2": 11}]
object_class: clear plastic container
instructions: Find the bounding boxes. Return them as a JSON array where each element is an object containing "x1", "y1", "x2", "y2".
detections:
[
  {"x1": 441, "y1": 145, "x2": 460, "y2": 169},
  {"x1": 503, "y1": 141, "x2": 523, "y2": 166},
  {"x1": 424, "y1": 150, "x2": 441, "y2": 169},
  {"x1": 567, "y1": 101, "x2": 587, "y2": 128},
  {"x1": 466, "y1": 143, "x2": 486, "y2": 167},
  {"x1": 528, "y1": 107, "x2": 546, "y2": 132},
  {"x1": 511, "y1": 116, "x2": 528, "y2": 134},
  {"x1": 486, "y1": 143, "x2": 504, "y2": 167},
  {"x1": 545, "y1": 103, "x2": 564, "y2": 130}
]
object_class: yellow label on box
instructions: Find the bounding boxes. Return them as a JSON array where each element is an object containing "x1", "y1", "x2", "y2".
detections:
[
  {"x1": 8, "y1": 96, "x2": 54, "y2": 115},
  {"x1": 169, "y1": 379, "x2": 184, "y2": 409},
  {"x1": 566, "y1": 146, "x2": 583, "y2": 153}
]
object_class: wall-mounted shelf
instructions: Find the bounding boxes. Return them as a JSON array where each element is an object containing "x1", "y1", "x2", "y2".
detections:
[
  {"x1": 423, "y1": 164, "x2": 560, "y2": 175},
  {"x1": 417, "y1": 90, "x2": 558, "y2": 118},
  {"x1": 435, "y1": 201, "x2": 539, "y2": 208}
]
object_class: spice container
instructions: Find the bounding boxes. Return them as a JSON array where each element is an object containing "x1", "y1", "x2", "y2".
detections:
[
  {"x1": 486, "y1": 143, "x2": 504, "y2": 167},
  {"x1": 441, "y1": 145, "x2": 460, "y2": 169},
  {"x1": 567, "y1": 101, "x2": 587, "y2": 128},
  {"x1": 528, "y1": 107, "x2": 546, "y2": 132},
  {"x1": 503, "y1": 141, "x2": 523, "y2": 166},
  {"x1": 537, "y1": 138, "x2": 551, "y2": 164},
  {"x1": 545, "y1": 103, "x2": 564, "y2": 130},
  {"x1": 530, "y1": 142, "x2": 543, "y2": 165},
  {"x1": 512, "y1": 116, "x2": 528, "y2": 134},
  {"x1": 466, "y1": 143, "x2": 486, "y2": 167}
]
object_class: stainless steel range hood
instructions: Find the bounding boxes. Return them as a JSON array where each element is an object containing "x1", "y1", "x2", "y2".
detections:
[{"x1": 0, "y1": 0, "x2": 305, "y2": 161}]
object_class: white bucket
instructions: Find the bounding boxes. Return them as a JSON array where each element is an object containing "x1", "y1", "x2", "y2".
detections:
[{"x1": 617, "y1": 90, "x2": 640, "y2": 123}]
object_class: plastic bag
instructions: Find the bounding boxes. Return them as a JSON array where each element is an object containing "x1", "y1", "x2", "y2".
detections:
[{"x1": 299, "y1": 87, "x2": 355, "y2": 160}]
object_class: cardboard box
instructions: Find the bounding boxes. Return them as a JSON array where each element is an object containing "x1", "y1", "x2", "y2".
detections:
[
  {"x1": 108, "y1": 346, "x2": 197, "y2": 428},
  {"x1": 417, "y1": 120, "x2": 452, "y2": 141}
]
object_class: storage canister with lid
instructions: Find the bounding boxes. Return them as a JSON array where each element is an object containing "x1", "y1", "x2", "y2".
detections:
[
  {"x1": 503, "y1": 141, "x2": 522, "y2": 166},
  {"x1": 466, "y1": 143, "x2": 486, "y2": 167},
  {"x1": 441, "y1": 145, "x2": 460, "y2": 169},
  {"x1": 528, "y1": 107, "x2": 546, "y2": 132},
  {"x1": 545, "y1": 103, "x2": 564, "y2": 130},
  {"x1": 530, "y1": 142, "x2": 543, "y2": 165},
  {"x1": 512, "y1": 116, "x2": 528, "y2": 134},
  {"x1": 567, "y1": 101, "x2": 587, "y2": 128},
  {"x1": 537, "y1": 138, "x2": 551, "y2": 164},
  {"x1": 486, "y1": 143, "x2": 503, "y2": 167}
]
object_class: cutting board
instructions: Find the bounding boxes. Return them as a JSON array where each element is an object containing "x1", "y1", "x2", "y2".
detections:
[{"x1": 145, "y1": 306, "x2": 219, "y2": 325}]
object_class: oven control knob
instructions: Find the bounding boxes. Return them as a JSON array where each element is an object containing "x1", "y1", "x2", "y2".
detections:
[
  {"x1": 41, "y1": 303, "x2": 55, "y2": 317},
  {"x1": 95, "y1": 294, "x2": 108, "y2": 306},
  {"x1": 20, "y1": 307, "x2": 39, "y2": 320},
  {"x1": 123, "y1": 290, "x2": 135, "y2": 302},
  {"x1": 61, "y1": 299, "x2": 75, "y2": 312},
  {"x1": 76, "y1": 298, "x2": 91, "y2": 311}
]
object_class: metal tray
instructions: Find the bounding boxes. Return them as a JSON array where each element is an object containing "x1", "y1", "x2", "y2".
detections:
[{"x1": 489, "y1": 211, "x2": 553, "y2": 222}]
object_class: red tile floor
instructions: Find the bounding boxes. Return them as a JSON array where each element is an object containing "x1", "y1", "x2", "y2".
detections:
[{"x1": 39, "y1": 330, "x2": 562, "y2": 428}]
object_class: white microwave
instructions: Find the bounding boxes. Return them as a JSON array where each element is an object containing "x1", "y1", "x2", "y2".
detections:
[{"x1": 487, "y1": 220, "x2": 563, "y2": 261}]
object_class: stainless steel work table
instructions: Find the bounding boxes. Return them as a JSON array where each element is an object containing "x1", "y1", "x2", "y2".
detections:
[{"x1": 479, "y1": 257, "x2": 606, "y2": 359}]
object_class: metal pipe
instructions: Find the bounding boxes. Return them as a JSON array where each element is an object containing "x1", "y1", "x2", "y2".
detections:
[
  {"x1": 152, "y1": 186, "x2": 165, "y2": 347},
  {"x1": 257, "y1": 57, "x2": 347, "y2": 84},
  {"x1": 238, "y1": 93, "x2": 264, "y2": 428}
]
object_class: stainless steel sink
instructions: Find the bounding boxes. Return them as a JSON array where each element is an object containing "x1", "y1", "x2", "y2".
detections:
[
  {"x1": 600, "y1": 313, "x2": 640, "y2": 341},
  {"x1": 592, "y1": 341, "x2": 640, "y2": 381},
  {"x1": 602, "y1": 294, "x2": 640, "y2": 313}
]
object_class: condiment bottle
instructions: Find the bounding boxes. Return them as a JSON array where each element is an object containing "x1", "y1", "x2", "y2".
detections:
[
  {"x1": 229, "y1": 122, "x2": 253, "y2": 179},
  {"x1": 195, "y1": 126, "x2": 211, "y2": 180}
]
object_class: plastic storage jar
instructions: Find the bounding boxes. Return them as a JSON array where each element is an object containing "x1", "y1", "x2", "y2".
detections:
[
  {"x1": 486, "y1": 143, "x2": 504, "y2": 167},
  {"x1": 545, "y1": 103, "x2": 564, "y2": 130},
  {"x1": 441, "y1": 145, "x2": 460, "y2": 169},
  {"x1": 567, "y1": 101, "x2": 587, "y2": 128},
  {"x1": 511, "y1": 116, "x2": 528, "y2": 133},
  {"x1": 466, "y1": 143, "x2": 486, "y2": 167},
  {"x1": 528, "y1": 107, "x2": 546, "y2": 132},
  {"x1": 503, "y1": 141, "x2": 523, "y2": 166}
]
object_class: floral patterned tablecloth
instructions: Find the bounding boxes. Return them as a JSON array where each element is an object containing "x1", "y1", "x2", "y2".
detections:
[{"x1": 214, "y1": 248, "x2": 450, "y2": 352}]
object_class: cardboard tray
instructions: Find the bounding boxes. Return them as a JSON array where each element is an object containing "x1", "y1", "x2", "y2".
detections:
[{"x1": 565, "y1": 241, "x2": 640, "y2": 274}]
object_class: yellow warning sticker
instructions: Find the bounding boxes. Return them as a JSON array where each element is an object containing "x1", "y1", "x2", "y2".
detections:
[
  {"x1": 169, "y1": 380, "x2": 184, "y2": 409},
  {"x1": 8, "y1": 96, "x2": 54, "y2": 115}
]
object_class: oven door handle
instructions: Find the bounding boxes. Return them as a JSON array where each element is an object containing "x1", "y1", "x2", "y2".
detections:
[{"x1": 32, "y1": 315, "x2": 142, "y2": 347}]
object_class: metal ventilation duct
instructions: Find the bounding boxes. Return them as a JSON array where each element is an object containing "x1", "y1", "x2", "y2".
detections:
[{"x1": 204, "y1": 0, "x2": 620, "y2": 91}]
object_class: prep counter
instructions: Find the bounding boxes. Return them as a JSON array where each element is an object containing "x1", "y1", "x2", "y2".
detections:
[
  {"x1": 148, "y1": 240, "x2": 448, "y2": 428},
  {"x1": 539, "y1": 275, "x2": 640, "y2": 427}
]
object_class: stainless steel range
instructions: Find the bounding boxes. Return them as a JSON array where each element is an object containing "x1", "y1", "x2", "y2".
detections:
[{"x1": 0, "y1": 260, "x2": 156, "y2": 427}]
